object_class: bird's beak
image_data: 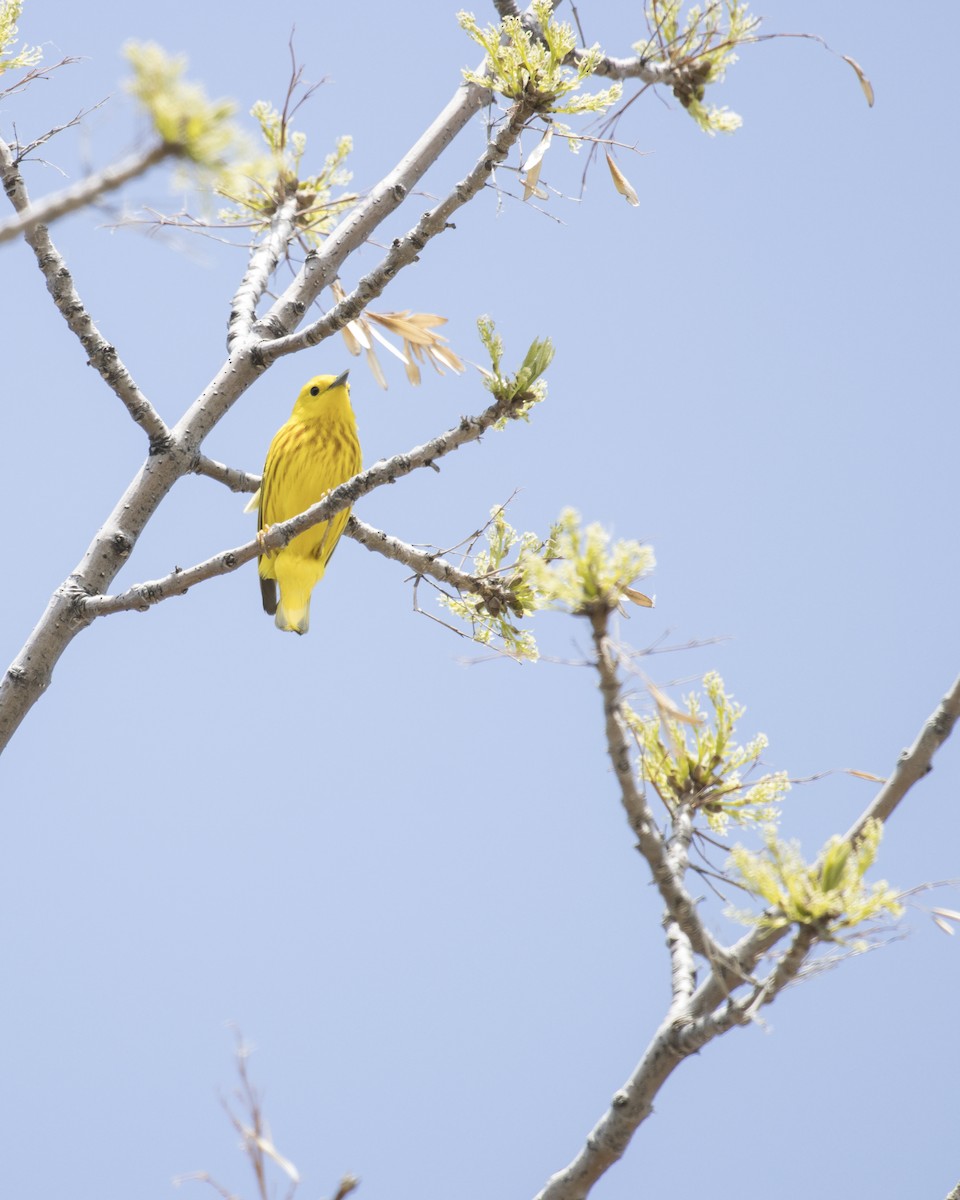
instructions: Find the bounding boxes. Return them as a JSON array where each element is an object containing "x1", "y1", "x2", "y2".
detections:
[{"x1": 331, "y1": 370, "x2": 350, "y2": 390}]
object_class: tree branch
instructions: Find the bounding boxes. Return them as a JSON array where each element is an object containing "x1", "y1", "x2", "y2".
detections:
[
  {"x1": 681, "y1": 925, "x2": 818, "y2": 1056},
  {"x1": 0, "y1": 71, "x2": 505, "y2": 752},
  {"x1": 260, "y1": 97, "x2": 536, "y2": 362},
  {"x1": 0, "y1": 138, "x2": 171, "y2": 449},
  {"x1": 588, "y1": 607, "x2": 728, "y2": 967},
  {"x1": 842, "y1": 672, "x2": 960, "y2": 845},
  {"x1": 534, "y1": 914, "x2": 815, "y2": 1198},
  {"x1": 191, "y1": 455, "x2": 260, "y2": 494},
  {"x1": 538, "y1": 623, "x2": 954, "y2": 1200},
  {"x1": 79, "y1": 391, "x2": 533, "y2": 618},
  {"x1": 533, "y1": 1012, "x2": 696, "y2": 1200},
  {"x1": 345, "y1": 514, "x2": 520, "y2": 613},
  {"x1": 664, "y1": 916, "x2": 696, "y2": 1016},
  {"x1": 253, "y1": 79, "x2": 491, "y2": 346},
  {"x1": 688, "y1": 672, "x2": 960, "y2": 1021},
  {"x1": 227, "y1": 195, "x2": 301, "y2": 355},
  {"x1": 574, "y1": 49, "x2": 689, "y2": 86},
  {"x1": 0, "y1": 139, "x2": 173, "y2": 244}
]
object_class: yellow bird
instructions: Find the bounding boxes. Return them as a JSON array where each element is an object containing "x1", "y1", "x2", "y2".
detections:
[{"x1": 256, "y1": 371, "x2": 361, "y2": 634}]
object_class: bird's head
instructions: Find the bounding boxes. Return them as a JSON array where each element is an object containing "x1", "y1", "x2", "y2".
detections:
[{"x1": 291, "y1": 371, "x2": 352, "y2": 421}]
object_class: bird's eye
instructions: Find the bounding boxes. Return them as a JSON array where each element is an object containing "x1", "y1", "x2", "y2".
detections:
[{"x1": 310, "y1": 386, "x2": 320, "y2": 396}]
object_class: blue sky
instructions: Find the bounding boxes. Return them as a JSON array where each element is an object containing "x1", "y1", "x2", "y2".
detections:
[{"x1": 2, "y1": 2, "x2": 958, "y2": 1198}]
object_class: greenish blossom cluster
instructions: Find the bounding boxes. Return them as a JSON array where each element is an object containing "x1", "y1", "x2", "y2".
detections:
[
  {"x1": 522, "y1": 509, "x2": 654, "y2": 617},
  {"x1": 627, "y1": 671, "x2": 787, "y2": 833},
  {"x1": 458, "y1": 1, "x2": 621, "y2": 115},
  {"x1": 637, "y1": 1, "x2": 758, "y2": 133},
  {"x1": 729, "y1": 818, "x2": 903, "y2": 942},
  {"x1": 124, "y1": 42, "x2": 244, "y2": 168},
  {"x1": 0, "y1": 0, "x2": 39, "y2": 77},
  {"x1": 217, "y1": 102, "x2": 355, "y2": 245},
  {"x1": 477, "y1": 316, "x2": 553, "y2": 425},
  {"x1": 439, "y1": 507, "x2": 541, "y2": 661},
  {"x1": 439, "y1": 507, "x2": 654, "y2": 658}
]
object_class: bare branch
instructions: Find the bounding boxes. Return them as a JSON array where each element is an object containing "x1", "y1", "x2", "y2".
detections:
[
  {"x1": 533, "y1": 1013, "x2": 697, "y2": 1200},
  {"x1": 588, "y1": 607, "x2": 729, "y2": 967},
  {"x1": 80, "y1": 390, "x2": 533, "y2": 618},
  {"x1": 0, "y1": 55, "x2": 81, "y2": 100},
  {"x1": 261, "y1": 97, "x2": 536, "y2": 362},
  {"x1": 192, "y1": 455, "x2": 260, "y2": 494},
  {"x1": 0, "y1": 138, "x2": 170, "y2": 449},
  {"x1": 227, "y1": 194, "x2": 301, "y2": 354},
  {"x1": 843, "y1": 672, "x2": 960, "y2": 845},
  {"x1": 0, "y1": 140, "x2": 173, "y2": 244},
  {"x1": 535, "y1": 923, "x2": 821, "y2": 1200},
  {"x1": 664, "y1": 916, "x2": 696, "y2": 1014},
  {"x1": 575, "y1": 49, "x2": 692, "y2": 86},
  {"x1": 345, "y1": 514, "x2": 520, "y2": 612},
  {"x1": 535, "y1": 919, "x2": 817, "y2": 1197},
  {"x1": 12, "y1": 101, "x2": 107, "y2": 161}
]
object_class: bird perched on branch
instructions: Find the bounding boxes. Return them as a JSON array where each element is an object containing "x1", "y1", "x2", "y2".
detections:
[{"x1": 254, "y1": 371, "x2": 361, "y2": 634}]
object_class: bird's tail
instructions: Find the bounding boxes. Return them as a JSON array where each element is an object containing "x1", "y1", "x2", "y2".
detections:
[{"x1": 275, "y1": 587, "x2": 311, "y2": 635}]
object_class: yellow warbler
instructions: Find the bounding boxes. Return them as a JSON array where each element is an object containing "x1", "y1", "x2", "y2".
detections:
[{"x1": 256, "y1": 371, "x2": 361, "y2": 634}]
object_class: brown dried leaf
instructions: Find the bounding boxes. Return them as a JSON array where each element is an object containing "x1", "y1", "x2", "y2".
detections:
[
  {"x1": 842, "y1": 54, "x2": 875, "y2": 107},
  {"x1": 606, "y1": 153, "x2": 639, "y2": 207},
  {"x1": 624, "y1": 586, "x2": 654, "y2": 608},
  {"x1": 404, "y1": 358, "x2": 422, "y2": 385},
  {"x1": 369, "y1": 311, "x2": 445, "y2": 343},
  {"x1": 340, "y1": 320, "x2": 365, "y2": 356},
  {"x1": 933, "y1": 916, "x2": 956, "y2": 936},
  {"x1": 431, "y1": 344, "x2": 465, "y2": 373},
  {"x1": 846, "y1": 768, "x2": 886, "y2": 783},
  {"x1": 931, "y1": 907, "x2": 960, "y2": 923}
]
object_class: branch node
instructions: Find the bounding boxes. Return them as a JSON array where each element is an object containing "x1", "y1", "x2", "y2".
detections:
[{"x1": 111, "y1": 533, "x2": 133, "y2": 559}]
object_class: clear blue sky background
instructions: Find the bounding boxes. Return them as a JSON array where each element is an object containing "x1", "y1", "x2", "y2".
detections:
[{"x1": 2, "y1": 2, "x2": 958, "y2": 1197}]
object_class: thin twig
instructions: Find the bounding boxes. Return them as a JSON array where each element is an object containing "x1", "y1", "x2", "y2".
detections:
[
  {"x1": 192, "y1": 455, "x2": 260, "y2": 494},
  {"x1": 842, "y1": 673, "x2": 960, "y2": 845},
  {"x1": 345, "y1": 515, "x2": 519, "y2": 612},
  {"x1": 0, "y1": 140, "x2": 173, "y2": 244}
]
